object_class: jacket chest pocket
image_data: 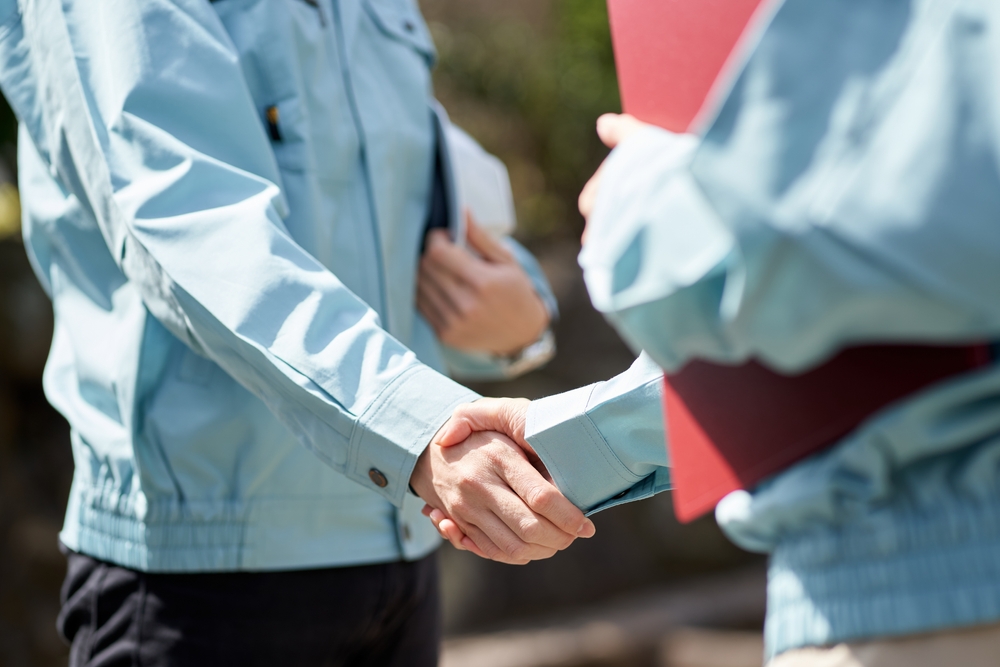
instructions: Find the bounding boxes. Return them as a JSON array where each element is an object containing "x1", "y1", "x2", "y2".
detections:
[
  {"x1": 361, "y1": 0, "x2": 436, "y2": 68},
  {"x1": 352, "y1": 0, "x2": 437, "y2": 165},
  {"x1": 210, "y1": 0, "x2": 319, "y2": 174}
]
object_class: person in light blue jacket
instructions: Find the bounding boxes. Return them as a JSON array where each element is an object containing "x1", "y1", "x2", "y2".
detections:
[
  {"x1": 0, "y1": 0, "x2": 596, "y2": 664},
  {"x1": 428, "y1": 0, "x2": 1000, "y2": 664}
]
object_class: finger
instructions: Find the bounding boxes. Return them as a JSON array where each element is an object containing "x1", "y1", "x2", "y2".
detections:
[
  {"x1": 416, "y1": 281, "x2": 450, "y2": 334},
  {"x1": 423, "y1": 227, "x2": 485, "y2": 286},
  {"x1": 417, "y1": 267, "x2": 459, "y2": 329},
  {"x1": 482, "y1": 471, "x2": 582, "y2": 552},
  {"x1": 435, "y1": 399, "x2": 529, "y2": 448},
  {"x1": 578, "y1": 162, "x2": 606, "y2": 226},
  {"x1": 433, "y1": 417, "x2": 473, "y2": 449},
  {"x1": 428, "y1": 508, "x2": 468, "y2": 551},
  {"x1": 452, "y1": 486, "x2": 557, "y2": 563},
  {"x1": 465, "y1": 212, "x2": 514, "y2": 264},
  {"x1": 459, "y1": 536, "x2": 484, "y2": 554},
  {"x1": 459, "y1": 519, "x2": 529, "y2": 565},
  {"x1": 477, "y1": 509, "x2": 559, "y2": 563},
  {"x1": 438, "y1": 519, "x2": 471, "y2": 551},
  {"x1": 437, "y1": 517, "x2": 474, "y2": 548},
  {"x1": 420, "y1": 255, "x2": 478, "y2": 315},
  {"x1": 596, "y1": 113, "x2": 645, "y2": 148},
  {"x1": 500, "y1": 455, "x2": 596, "y2": 539}
]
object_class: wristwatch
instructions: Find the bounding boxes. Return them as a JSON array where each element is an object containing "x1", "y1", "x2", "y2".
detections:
[{"x1": 498, "y1": 329, "x2": 556, "y2": 378}]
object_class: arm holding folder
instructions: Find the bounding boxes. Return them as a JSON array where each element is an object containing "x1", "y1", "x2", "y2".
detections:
[{"x1": 429, "y1": 0, "x2": 1000, "y2": 598}]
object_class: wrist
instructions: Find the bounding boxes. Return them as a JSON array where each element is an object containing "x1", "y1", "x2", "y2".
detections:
[{"x1": 409, "y1": 445, "x2": 434, "y2": 503}]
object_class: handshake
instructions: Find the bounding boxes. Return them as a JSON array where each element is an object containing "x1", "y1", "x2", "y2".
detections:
[
  {"x1": 408, "y1": 115, "x2": 653, "y2": 565},
  {"x1": 409, "y1": 398, "x2": 596, "y2": 565}
]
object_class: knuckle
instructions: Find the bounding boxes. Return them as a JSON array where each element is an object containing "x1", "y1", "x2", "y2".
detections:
[
  {"x1": 455, "y1": 296, "x2": 478, "y2": 318},
  {"x1": 518, "y1": 518, "x2": 543, "y2": 543},
  {"x1": 466, "y1": 272, "x2": 487, "y2": 291},
  {"x1": 506, "y1": 543, "x2": 529, "y2": 562},
  {"x1": 449, "y1": 496, "x2": 471, "y2": 516},
  {"x1": 526, "y1": 485, "x2": 555, "y2": 511},
  {"x1": 482, "y1": 445, "x2": 508, "y2": 471},
  {"x1": 486, "y1": 545, "x2": 510, "y2": 563}
]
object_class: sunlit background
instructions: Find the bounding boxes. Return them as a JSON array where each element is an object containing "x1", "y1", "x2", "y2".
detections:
[{"x1": 0, "y1": 2, "x2": 764, "y2": 665}]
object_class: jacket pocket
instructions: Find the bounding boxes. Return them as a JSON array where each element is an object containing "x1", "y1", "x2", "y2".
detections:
[{"x1": 361, "y1": 0, "x2": 436, "y2": 67}]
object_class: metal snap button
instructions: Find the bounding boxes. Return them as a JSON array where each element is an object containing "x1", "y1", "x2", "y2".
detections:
[{"x1": 369, "y1": 468, "x2": 388, "y2": 488}]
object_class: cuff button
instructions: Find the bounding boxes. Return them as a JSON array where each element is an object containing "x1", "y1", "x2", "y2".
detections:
[{"x1": 369, "y1": 468, "x2": 388, "y2": 488}]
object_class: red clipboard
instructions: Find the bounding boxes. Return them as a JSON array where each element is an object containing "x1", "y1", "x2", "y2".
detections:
[{"x1": 606, "y1": 0, "x2": 992, "y2": 523}]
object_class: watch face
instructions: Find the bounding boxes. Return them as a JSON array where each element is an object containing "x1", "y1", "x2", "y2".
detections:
[{"x1": 503, "y1": 330, "x2": 556, "y2": 378}]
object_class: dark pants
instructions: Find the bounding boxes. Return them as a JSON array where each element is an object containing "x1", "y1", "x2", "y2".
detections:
[{"x1": 57, "y1": 547, "x2": 441, "y2": 667}]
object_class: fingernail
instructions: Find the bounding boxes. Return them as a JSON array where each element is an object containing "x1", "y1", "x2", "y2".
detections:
[{"x1": 577, "y1": 519, "x2": 596, "y2": 537}]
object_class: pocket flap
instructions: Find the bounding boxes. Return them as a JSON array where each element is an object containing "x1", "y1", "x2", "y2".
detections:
[{"x1": 362, "y1": 0, "x2": 436, "y2": 66}]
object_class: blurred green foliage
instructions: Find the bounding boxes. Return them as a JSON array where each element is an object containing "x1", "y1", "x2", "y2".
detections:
[{"x1": 426, "y1": 0, "x2": 620, "y2": 241}]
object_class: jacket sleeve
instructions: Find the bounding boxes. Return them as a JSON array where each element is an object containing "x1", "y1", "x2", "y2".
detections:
[
  {"x1": 0, "y1": 0, "x2": 477, "y2": 507},
  {"x1": 582, "y1": 0, "x2": 1000, "y2": 376},
  {"x1": 525, "y1": 353, "x2": 670, "y2": 515}
]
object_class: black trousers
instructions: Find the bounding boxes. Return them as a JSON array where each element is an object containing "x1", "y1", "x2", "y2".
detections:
[{"x1": 57, "y1": 547, "x2": 441, "y2": 667}]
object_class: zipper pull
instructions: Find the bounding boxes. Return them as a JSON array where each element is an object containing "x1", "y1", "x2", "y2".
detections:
[{"x1": 302, "y1": 0, "x2": 327, "y2": 26}]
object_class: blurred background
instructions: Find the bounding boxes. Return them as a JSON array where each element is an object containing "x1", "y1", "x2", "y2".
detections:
[{"x1": 0, "y1": 1, "x2": 764, "y2": 665}]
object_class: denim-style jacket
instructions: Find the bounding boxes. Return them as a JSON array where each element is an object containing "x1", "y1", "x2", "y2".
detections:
[
  {"x1": 524, "y1": 0, "x2": 1000, "y2": 658},
  {"x1": 0, "y1": 0, "x2": 556, "y2": 572}
]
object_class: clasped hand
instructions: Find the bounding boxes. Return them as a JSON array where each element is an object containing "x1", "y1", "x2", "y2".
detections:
[{"x1": 409, "y1": 411, "x2": 594, "y2": 564}]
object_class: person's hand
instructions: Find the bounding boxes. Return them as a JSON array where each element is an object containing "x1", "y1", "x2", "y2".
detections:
[
  {"x1": 410, "y1": 427, "x2": 595, "y2": 564},
  {"x1": 420, "y1": 398, "x2": 562, "y2": 555},
  {"x1": 579, "y1": 113, "x2": 649, "y2": 239},
  {"x1": 417, "y1": 214, "x2": 549, "y2": 356}
]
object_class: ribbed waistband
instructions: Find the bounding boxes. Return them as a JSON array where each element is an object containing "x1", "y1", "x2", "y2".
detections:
[
  {"x1": 60, "y1": 484, "x2": 440, "y2": 572},
  {"x1": 766, "y1": 503, "x2": 1000, "y2": 658}
]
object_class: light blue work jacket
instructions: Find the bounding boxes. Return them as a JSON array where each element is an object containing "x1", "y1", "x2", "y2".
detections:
[
  {"x1": 0, "y1": 0, "x2": 555, "y2": 572},
  {"x1": 526, "y1": 0, "x2": 1000, "y2": 658}
]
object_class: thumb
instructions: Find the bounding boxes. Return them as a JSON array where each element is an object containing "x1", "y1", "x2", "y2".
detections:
[
  {"x1": 595, "y1": 113, "x2": 646, "y2": 149},
  {"x1": 464, "y1": 211, "x2": 514, "y2": 264},
  {"x1": 434, "y1": 398, "x2": 529, "y2": 448}
]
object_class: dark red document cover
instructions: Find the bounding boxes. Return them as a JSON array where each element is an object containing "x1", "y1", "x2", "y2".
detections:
[
  {"x1": 606, "y1": 0, "x2": 765, "y2": 132},
  {"x1": 665, "y1": 345, "x2": 991, "y2": 523}
]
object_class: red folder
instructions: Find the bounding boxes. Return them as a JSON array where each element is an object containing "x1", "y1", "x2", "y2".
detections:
[
  {"x1": 664, "y1": 346, "x2": 992, "y2": 523},
  {"x1": 606, "y1": 0, "x2": 992, "y2": 522},
  {"x1": 607, "y1": 0, "x2": 766, "y2": 132}
]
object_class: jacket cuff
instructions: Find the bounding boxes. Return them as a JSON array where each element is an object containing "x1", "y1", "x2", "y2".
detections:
[
  {"x1": 526, "y1": 386, "x2": 652, "y2": 513},
  {"x1": 348, "y1": 364, "x2": 479, "y2": 507}
]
